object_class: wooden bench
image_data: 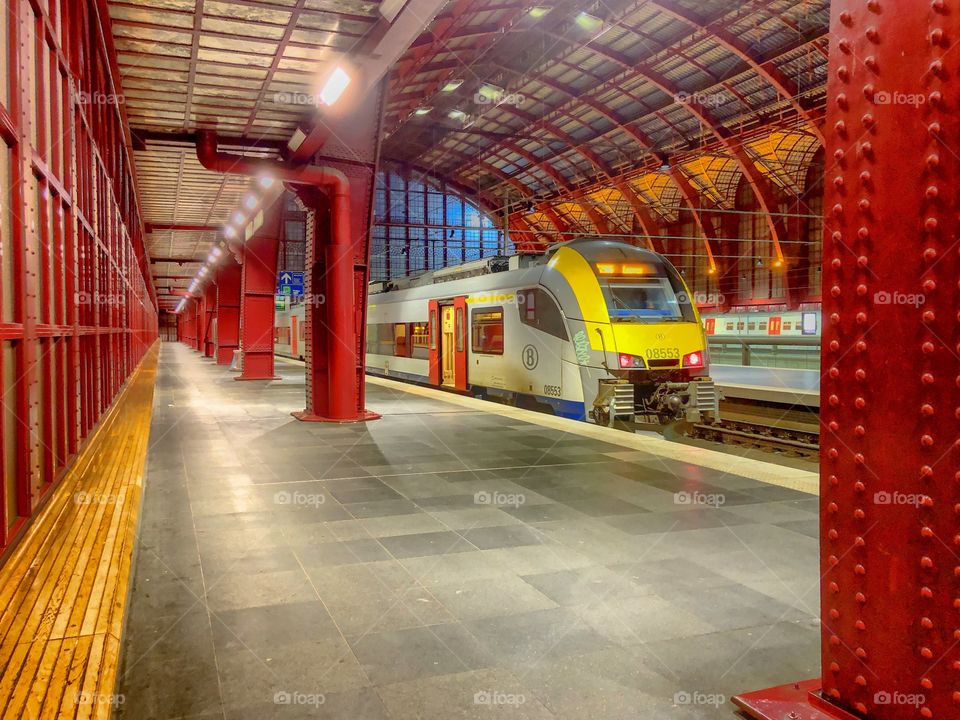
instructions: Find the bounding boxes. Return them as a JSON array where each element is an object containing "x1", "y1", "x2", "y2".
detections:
[{"x1": 0, "y1": 344, "x2": 158, "y2": 719}]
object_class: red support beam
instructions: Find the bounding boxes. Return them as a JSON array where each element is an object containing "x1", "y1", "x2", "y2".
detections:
[
  {"x1": 200, "y1": 281, "x2": 217, "y2": 358},
  {"x1": 214, "y1": 261, "x2": 241, "y2": 365},
  {"x1": 735, "y1": 2, "x2": 960, "y2": 719},
  {"x1": 291, "y1": 88, "x2": 384, "y2": 422},
  {"x1": 236, "y1": 207, "x2": 281, "y2": 381}
]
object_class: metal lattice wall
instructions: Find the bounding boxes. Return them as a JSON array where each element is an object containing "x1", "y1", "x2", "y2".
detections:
[{"x1": 0, "y1": 0, "x2": 158, "y2": 554}]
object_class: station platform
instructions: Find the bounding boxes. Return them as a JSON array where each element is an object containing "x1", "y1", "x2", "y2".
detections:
[
  {"x1": 710, "y1": 365, "x2": 821, "y2": 408},
  {"x1": 116, "y1": 343, "x2": 820, "y2": 719}
]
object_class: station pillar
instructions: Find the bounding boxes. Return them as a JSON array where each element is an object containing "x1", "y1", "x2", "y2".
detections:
[
  {"x1": 200, "y1": 281, "x2": 217, "y2": 358},
  {"x1": 291, "y1": 89, "x2": 384, "y2": 423},
  {"x1": 236, "y1": 206, "x2": 281, "y2": 381},
  {"x1": 215, "y1": 261, "x2": 241, "y2": 365},
  {"x1": 734, "y1": 1, "x2": 960, "y2": 718}
]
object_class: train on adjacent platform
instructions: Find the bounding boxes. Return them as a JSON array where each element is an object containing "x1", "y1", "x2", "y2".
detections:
[{"x1": 275, "y1": 239, "x2": 720, "y2": 425}]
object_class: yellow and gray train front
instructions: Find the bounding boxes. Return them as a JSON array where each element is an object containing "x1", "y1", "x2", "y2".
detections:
[{"x1": 541, "y1": 239, "x2": 720, "y2": 425}]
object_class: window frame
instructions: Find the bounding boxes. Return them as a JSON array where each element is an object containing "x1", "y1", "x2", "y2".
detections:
[
  {"x1": 517, "y1": 288, "x2": 568, "y2": 340},
  {"x1": 470, "y1": 306, "x2": 505, "y2": 356}
]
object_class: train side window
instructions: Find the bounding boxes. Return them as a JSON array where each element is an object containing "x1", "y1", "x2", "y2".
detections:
[
  {"x1": 429, "y1": 309, "x2": 438, "y2": 350},
  {"x1": 410, "y1": 321, "x2": 430, "y2": 359},
  {"x1": 394, "y1": 323, "x2": 408, "y2": 357},
  {"x1": 471, "y1": 307, "x2": 504, "y2": 355},
  {"x1": 518, "y1": 288, "x2": 567, "y2": 340}
]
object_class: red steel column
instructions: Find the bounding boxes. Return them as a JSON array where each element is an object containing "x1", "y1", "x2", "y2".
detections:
[
  {"x1": 200, "y1": 281, "x2": 217, "y2": 358},
  {"x1": 215, "y1": 261, "x2": 241, "y2": 365},
  {"x1": 735, "y1": 2, "x2": 960, "y2": 719},
  {"x1": 292, "y1": 89, "x2": 384, "y2": 423},
  {"x1": 237, "y1": 207, "x2": 281, "y2": 381}
]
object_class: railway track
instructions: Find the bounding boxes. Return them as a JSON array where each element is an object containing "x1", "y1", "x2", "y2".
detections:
[{"x1": 677, "y1": 398, "x2": 821, "y2": 460}]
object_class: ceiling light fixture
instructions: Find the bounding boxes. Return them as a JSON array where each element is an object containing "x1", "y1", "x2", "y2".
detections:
[
  {"x1": 477, "y1": 83, "x2": 504, "y2": 103},
  {"x1": 413, "y1": 106, "x2": 432, "y2": 116},
  {"x1": 258, "y1": 175, "x2": 275, "y2": 189},
  {"x1": 441, "y1": 79, "x2": 464, "y2": 92},
  {"x1": 448, "y1": 109, "x2": 468, "y2": 122},
  {"x1": 319, "y1": 66, "x2": 351, "y2": 106},
  {"x1": 576, "y1": 12, "x2": 603, "y2": 32},
  {"x1": 528, "y1": 6, "x2": 551, "y2": 18},
  {"x1": 243, "y1": 194, "x2": 258, "y2": 210}
]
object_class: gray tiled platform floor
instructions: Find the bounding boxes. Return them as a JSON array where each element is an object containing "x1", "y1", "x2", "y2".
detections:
[{"x1": 116, "y1": 343, "x2": 820, "y2": 720}]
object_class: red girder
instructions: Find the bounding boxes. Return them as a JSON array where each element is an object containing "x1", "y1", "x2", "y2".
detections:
[
  {"x1": 635, "y1": 66, "x2": 788, "y2": 264},
  {"x1": 648, "y1": 0, "x2": 825, "y2": 144},
  {"x1": 613, "y1": 181, "x2": 661, "y2": 251},
  {"x1": 666, "y1": 166, "x2": 719, "y2": 273},
  {"x1": 386, "y1": 0, "x2": 529, "y2": 132}
]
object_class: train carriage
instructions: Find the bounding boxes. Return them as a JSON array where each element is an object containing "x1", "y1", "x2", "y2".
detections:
[{"x1": 278, "y1": 239, "x2": 720, "y2": 425}]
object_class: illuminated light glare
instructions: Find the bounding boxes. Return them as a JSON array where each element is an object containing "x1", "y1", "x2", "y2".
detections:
[
  {"x1": 707, "y1": 266, "x2": 716, "y2": 275},
  {"x1": 319, "y1": 66, "x2": 351, "y2": 106},
  {"x1": 596, "y1": 262, "x2": 617, "y2": 275},
  {"x1": 243, "y1": 194, "x2": 258, "y2": 210},
  {"x1": 211, "y1": 246, "x2": 222, "y2": 258},
  {"x1": 413, "y1": 106, "x2": 432, "y2": 116},
  {"x1": 198, "y1": 267, "x2": 208, "y2": 277},
  {"x1": 477, "y1": 83, "x2": 504, "y2": 102},
  {"x1": 773, "y1": 259, "x2": 783, "y2": 268},
  {"x1": 448, "y1": 109, "x2": 468, "y2": 122},
  {"x1": 620, "y1": 264, "x2": 648, "y2": 276},
  {"x1": 683, "y1": 351, "x2": 704, "y2": 368},
  {"x1": 259, "y1": 175, "x2": 275, "y2": 189},
  {"x1": 224, "y1": 226, "x2": 236, "y2": 239},
  {"x1": 528, "y1": 6, "x2": 551, "y2": 18},
  {"x1": 441, "y1": 79, "x2": 464, "y2": 92},
  {"x1": 232, "y1": 212, "x2": 245, "y2": 225},
  {"x1": 576, "y1": 12, "x2": 603, "y2": 32}
]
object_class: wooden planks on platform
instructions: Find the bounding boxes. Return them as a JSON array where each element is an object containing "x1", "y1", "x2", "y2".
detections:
[{"x1": 0, "y1": 343, "x2": 159, "y2": 719}]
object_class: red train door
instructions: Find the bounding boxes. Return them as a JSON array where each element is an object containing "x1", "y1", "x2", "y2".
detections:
[
  {"x1": 453, "y1": 296, "x2": 468, "y2": 391},
  {"x1": 428, "y1": 299, "x2": 440, "y2": 385}
]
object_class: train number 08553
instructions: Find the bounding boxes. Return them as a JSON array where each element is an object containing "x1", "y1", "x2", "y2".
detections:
[
  {"x1": 644, "y1": 347, "x2": 680, "y2": 360},
  {"x1": 543, "y1": 385, "x2": 562, "y2": 397}
]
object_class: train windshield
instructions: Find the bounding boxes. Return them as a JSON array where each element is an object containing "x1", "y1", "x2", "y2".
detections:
[{"x1": 601, "y1": 276, "x2": 696, "y2": 323}]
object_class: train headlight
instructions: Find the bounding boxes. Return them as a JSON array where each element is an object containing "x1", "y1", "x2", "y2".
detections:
[
  {"x1": 682, "y1": 351, "x2": 704, "y2": 368},
  {"x1": 618, "y1": 353, "x2": 646, "y2": 369}
]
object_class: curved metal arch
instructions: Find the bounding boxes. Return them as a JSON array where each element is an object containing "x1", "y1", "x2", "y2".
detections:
[
  {"x1": 648, "y1": 1, "x2": 825, "y2": 144},
  {"x1": 406, "y1": 147, "x2": 536, "y2": 200},
  {"x1": 473, "y1": 95, "x2": 616, "y2": 177},
  {"x1": 508, "y1": 215, "x2": 544, "y2": 251},
  {"x1": 387, "y1": 0, "x2": 530, "y2": 128},
  {"x1": 666, "y1": 166, "x2": 720, "y2": 274},
  {"x1": 555, "y1": 31, "x2": 757, "y2": 123},
  {"x1": 442, "y1": 131, "x2": 611, "y2": 237},
  {"x1": 612, "y1": 181, "x2": 661, "y2": 252},
  {"x1": 633, "y1": 67, "x2": 787, "y2": 263}
]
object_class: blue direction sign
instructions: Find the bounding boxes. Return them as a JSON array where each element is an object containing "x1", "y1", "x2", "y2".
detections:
[{"x1": 276, "y1": 270, "x2": 304, "y2": 296}]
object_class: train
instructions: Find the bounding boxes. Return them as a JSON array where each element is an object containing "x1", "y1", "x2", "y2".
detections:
[
  {"x1": 276, "y1": 239, "x2": 720, "y2": 425},
  {"x1": 702, "y1": 310, "x2": 821, "y2": 339}
]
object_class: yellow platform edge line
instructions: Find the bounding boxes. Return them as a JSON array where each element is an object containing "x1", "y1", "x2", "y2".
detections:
[{"x1": 0, "y1": 342, "x2": 160, "y2": 720}]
